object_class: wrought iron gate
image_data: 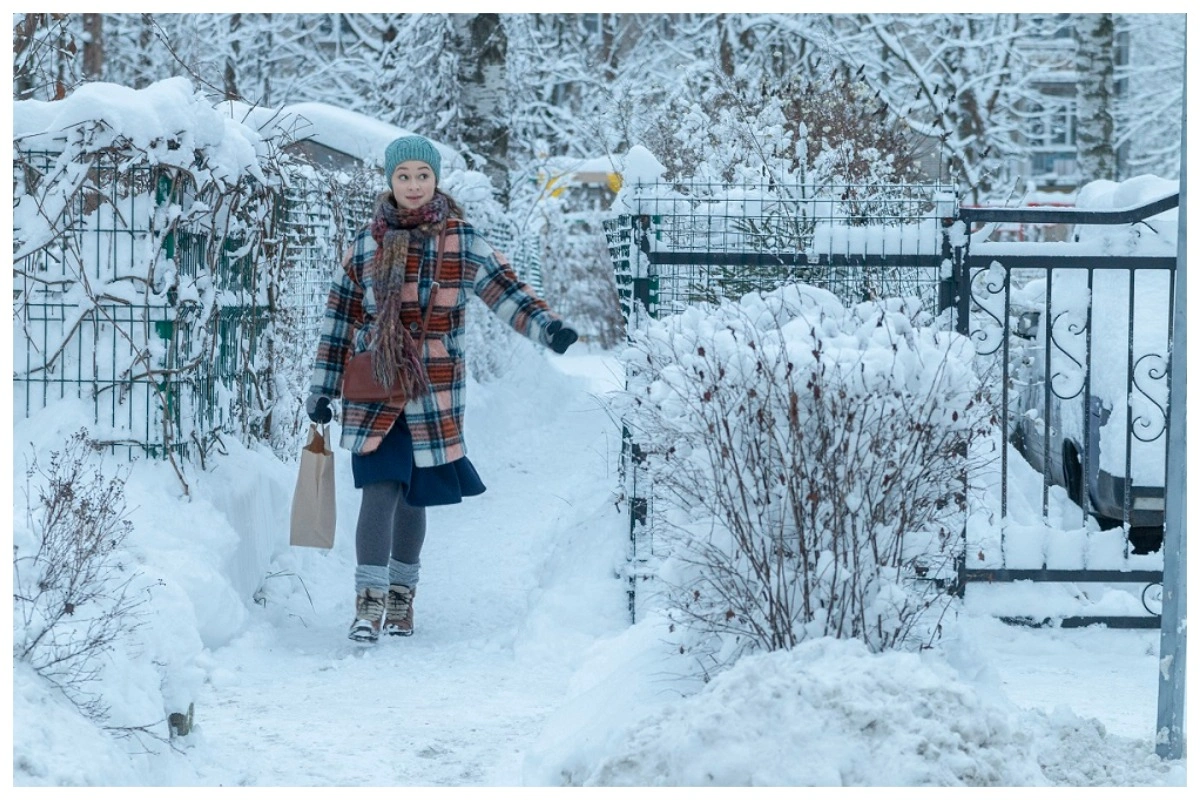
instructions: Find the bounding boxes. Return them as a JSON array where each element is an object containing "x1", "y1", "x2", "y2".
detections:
[{"x1": 946, "y1": 192, "x2": 1178, "y2": 628}]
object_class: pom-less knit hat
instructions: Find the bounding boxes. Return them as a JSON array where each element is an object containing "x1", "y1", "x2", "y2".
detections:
[{"x1": 384, "y1": 135, "x2": 441, "y2": 184}]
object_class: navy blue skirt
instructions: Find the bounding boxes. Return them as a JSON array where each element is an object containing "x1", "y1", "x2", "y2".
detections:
[{"x1": 351, "y1": 416, "x2": 486, "y2": 506}]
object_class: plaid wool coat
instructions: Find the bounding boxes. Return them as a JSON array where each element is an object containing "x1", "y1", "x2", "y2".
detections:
[{"x1": 309, "y1": 218, "x2": 560, "y2": 466}]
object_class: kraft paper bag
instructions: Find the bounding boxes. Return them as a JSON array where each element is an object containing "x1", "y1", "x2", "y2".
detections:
[{"x1": 290, "y1": 424, "x2": 336, "y2": 549}]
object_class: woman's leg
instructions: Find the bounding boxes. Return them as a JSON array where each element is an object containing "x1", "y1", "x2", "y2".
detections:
[
  {"x1": 354, "y1": 481, "x2": 401, "y2": 591},
  {"x1": 388, "y1": 490, "x2": 426, "y2": 587}
]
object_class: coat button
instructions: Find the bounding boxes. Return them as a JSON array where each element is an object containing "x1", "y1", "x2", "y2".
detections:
[{"x1": 409, "y1": 322, "x2": 420, "y2": 333}]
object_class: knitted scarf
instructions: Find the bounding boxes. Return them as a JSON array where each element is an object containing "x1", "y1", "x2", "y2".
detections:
[{"x1": 368, "y1": 191, "x2": 449, "y2": 396}]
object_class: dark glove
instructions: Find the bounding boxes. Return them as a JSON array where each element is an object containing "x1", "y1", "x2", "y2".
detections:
[
  {"x1": 545, "y1": 320, "x2": 578, "y2": 355},
  {"x1": 305, "y1": 393, "x2": 333, "y2": 424}
]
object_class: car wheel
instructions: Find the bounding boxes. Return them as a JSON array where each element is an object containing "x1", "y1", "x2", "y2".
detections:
[
  {"x1": 1063, "y1": 441, "x2": 1084, "y2": 508},
  {"x1": 1128, "y1": 526, "x2": 1163, "y2": 554}
]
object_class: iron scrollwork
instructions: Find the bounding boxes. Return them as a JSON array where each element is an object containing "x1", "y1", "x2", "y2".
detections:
[
  {"x1": 968, "y1": 265, "x2": 1008, "y2": 357},
  {"x1": 1047, "y1": 309, "x2": 1087, "y2": 402},
  {"x1": 1131, "y1": 353, "x2": 1169, "y2": 443}
]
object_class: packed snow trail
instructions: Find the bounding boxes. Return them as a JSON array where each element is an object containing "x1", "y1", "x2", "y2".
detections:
[{"x1": 185, "y1": 352, "x2": 629, "y2": 786}]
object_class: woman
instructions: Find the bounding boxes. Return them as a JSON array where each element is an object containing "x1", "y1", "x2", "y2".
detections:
[{"x1": 305, "y1": 135, "x2": 577, "y2": 643}]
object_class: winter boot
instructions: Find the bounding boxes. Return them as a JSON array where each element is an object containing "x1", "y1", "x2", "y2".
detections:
[
  {"x1": 383, "y1": 584, "x2": 416, "y2": 637},
  {"x1": 349, "y1": 587, "x2": 387, "y2": 643}
]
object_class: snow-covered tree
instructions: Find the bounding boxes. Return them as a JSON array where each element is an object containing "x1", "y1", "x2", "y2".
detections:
[
  {"x1": 450, "y1": 14, "x2": 511, "y2": 206},
  {"x1": 826, "y1": 13, "x2": 1038, "y2": 202},
  {"x1": 641, "y1": 66, "x2": 918, "y2": 187}
]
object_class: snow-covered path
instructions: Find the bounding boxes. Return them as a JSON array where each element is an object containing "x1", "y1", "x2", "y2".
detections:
[{"x1": 184, "y1": 352, "x2": 629, "y2": 786}]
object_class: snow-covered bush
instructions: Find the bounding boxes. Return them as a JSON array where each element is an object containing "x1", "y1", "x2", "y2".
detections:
[
  {"x1": 13, "y1": 430, "x2": 148, "y2": 727},
  {"x1": 617, "y1": 283, "x2": 990, "y2": 661}
]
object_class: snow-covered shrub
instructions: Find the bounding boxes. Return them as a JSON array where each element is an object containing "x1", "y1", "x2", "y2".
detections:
[
  {"x1": 13, "y1": 430, "x2": 148, "y2": 726},
  {"x1": 617, "y1": 283, "x2": 990, "y2": 660}
]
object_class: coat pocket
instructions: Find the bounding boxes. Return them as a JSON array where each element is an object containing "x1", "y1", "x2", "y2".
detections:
[{"x1": 424, "y1": 337, "x2": 464, "y2": 389}]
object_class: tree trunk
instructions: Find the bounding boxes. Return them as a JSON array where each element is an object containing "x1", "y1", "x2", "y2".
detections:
[
  {"x1": 453, "y1": 13, "x2": 510, "y2": 207},
  {"x1": 1075, "y1": 13, "x2": 1117, "y2": 182},
  {"x1": 13, "y1": 14, "x2": 44, "y2": 99},
  {"x1": 82, "y1": 14, "x2": 103, "y2": 79},
  {"x1": 717, "y1": 14, "x2": 736, "y2": 78},
  {"x1": 136, "y1": 14, "x2": 155, "y2": 88},
  {"x1": 600, "y1": 13, "x2": 618, "y2": 84},
  {"x1": 224, "y1": 13, "x2": 242, "y2": 101}
]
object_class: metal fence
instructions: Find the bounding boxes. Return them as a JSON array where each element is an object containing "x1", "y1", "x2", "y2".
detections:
[
  {"x1": 948, "y1": 194, "x2": 1178, "y2": 628},
  {"x1": 12, "y1": 147, "x2": 360, "y2": 464},
  {"x1": 15, "y1": 150, "x2": 228, "y2": 461},
  {"x1": 604, "y1": 181, "x2": 954, "y2": 332}
]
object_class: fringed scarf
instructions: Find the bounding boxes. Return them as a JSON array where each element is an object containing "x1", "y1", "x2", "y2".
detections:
[{"x1": 368, "y1": 191, "x2": 450, "y2": 397}]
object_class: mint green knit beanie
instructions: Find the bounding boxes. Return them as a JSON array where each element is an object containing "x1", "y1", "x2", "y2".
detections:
[{"x1": 384, "y1": 136, "x2": 441, "y2": 183}]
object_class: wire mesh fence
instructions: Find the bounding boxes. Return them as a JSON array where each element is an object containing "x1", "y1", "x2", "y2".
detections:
[
  {"x1": 14, "y1": 146, "x2": 333, "y2": 464},
  {"x1": 14, "y1": 150, "x2": 217, "y2": 461},
  {"x1": 604, "y1": 179, "x2": 956, "y2": 329}
]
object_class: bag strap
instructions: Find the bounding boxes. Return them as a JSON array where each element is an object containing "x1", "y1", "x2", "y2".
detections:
[
  {"x1": 414, "y1": 229, "x2": 447, "y2": 353},
  {"x1": 304, "y1": 423, "x2": 329, "y2": 454}
]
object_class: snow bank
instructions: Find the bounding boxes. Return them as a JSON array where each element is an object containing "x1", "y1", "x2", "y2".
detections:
[
  {"x1": 528, "y1": 634, "x2": 1182, "y2": 787},
  {"x1": 12, "y1": 398, "x2": 297, "y2": 784}
]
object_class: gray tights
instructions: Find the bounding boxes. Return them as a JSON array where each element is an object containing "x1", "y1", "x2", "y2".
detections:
[{"x1": 353, "y1": 481, "x2": 426, "y2": 592}]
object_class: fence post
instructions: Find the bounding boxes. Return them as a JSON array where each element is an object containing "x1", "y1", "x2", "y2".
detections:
[
  {"x1": 1155, "y1": 75, "x2": 1186, "y2": 760},
  {"x1": 938, "y1": 198, "x2": 957, "y2": 320}
]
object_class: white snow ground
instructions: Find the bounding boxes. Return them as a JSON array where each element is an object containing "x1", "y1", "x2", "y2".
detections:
[{"x1": 10, "y1": 346, "x2": 1187, "y2": 787}]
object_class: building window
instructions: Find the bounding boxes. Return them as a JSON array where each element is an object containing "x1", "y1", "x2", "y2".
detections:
[{"x1": 1027, "y1": 97, "x2": 1077, "y2": 149}]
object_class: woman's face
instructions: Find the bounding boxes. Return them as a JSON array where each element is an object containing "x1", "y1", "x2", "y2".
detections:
[{"x1": 391, "y1": 160, "x2": 437, "y2": 210}]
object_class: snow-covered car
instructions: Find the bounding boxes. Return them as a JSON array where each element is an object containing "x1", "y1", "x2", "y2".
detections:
[{"x1": 1003, "y1": 178, "x2": 1177, "y2": 548}]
